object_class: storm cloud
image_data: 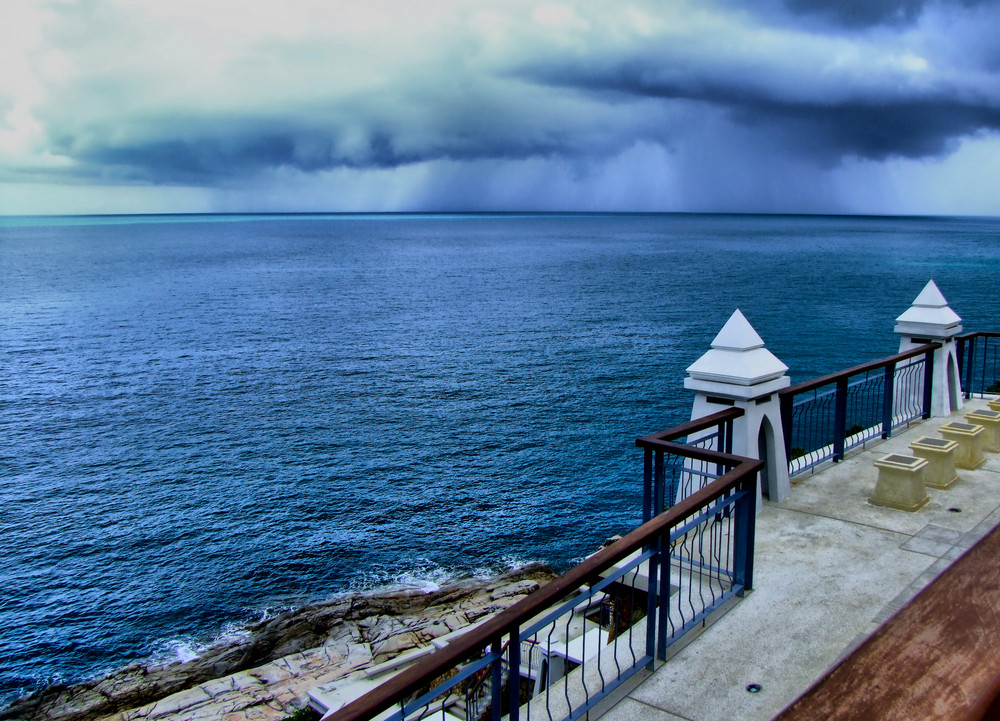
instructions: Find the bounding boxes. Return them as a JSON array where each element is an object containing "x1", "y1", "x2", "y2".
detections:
[
  {"x1": 780, "y1": 0, "x2": 994, "y2": 28},
  {"x1": 1, "y1": 0, "x2": 999, "y2": 214}
]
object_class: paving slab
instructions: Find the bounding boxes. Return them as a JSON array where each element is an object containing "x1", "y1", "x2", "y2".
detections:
[
  {"x1": 626, "y1": 508, "x2": 931, "y2": 721},
  {"x1": 775, "y1": 522, "x2": 1000, "y2": 720},
  {"x1": 598, "y1": 697, "x2": 691, "y2": 721}
]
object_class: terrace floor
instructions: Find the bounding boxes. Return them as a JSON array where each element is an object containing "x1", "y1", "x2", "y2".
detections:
[{"x1": 597, "y1": 397, "x2": 1000, "y2": 721}]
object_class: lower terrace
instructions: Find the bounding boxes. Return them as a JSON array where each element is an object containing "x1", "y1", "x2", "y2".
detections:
[{"x1": 602, "y1": 395, "x2": 1000, "y2": 721}]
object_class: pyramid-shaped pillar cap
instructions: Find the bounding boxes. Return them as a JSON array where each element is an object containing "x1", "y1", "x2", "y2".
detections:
[
  {"x1": 710, "y1": 309, "x2": 765, "y2": 351},
  {"x1": 894, "y1": 280, "x2": 962, "y2": 339},
  {"x1": 685, "y1": 310, "x2": 789, "y2": 399}
]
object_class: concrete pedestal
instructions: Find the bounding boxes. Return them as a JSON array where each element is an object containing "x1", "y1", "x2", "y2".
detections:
[
  {"x1": 908, "y1": 437, "x2": 959, "y2": 489},
  {"x1": 988, "y1": 400, "x2": 1000, "y2": 413},
  {"x1": 939, "y1": 422, "x2": 986, "y2": 469},
  {"x1": 966, "y1": 409, "x2": 1000, "y2": 453},
  {"x1": 870, "y1": 454, "x2": 929, "y2": 512},
  {"x1": 894, "y1": 281, "x2": 963, "y2": 418},
  {"x1": 685, "y1": 309, "x2": 791, "y2": 505}
]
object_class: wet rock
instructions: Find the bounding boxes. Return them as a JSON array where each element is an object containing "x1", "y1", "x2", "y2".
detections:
[{"x1": 2, "y1": 564, "x2": 556, "y2": 721}]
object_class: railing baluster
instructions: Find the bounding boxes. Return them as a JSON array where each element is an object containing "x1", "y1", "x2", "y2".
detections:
[
  {"x1": 654, "y1": 450, "x2": 665, "y2": 516},
  {"x1": 922, "y1": 349, "x2": 935, "y2": 419},
  {"x1": 881, "y1": 362, "x2": 895, "y2": 438},
  {"x1": 491, "y1": 637, "x2": 503, "y2": 721},
  {"x1": 656, "y1": 529, "x2": 671, "y2": 661},
  {"x1": 833, "y1": 377, "x2": 848, "y2": 462},
  {"x1": 956, "y1": 336, "x2": 966, "y2": 396},
  {"x1": 645, "y1": 541, "x2": 659, "y2": 672},
  {"x1": 715, "y1": 420, "x2": 727, "y2": 478},
  {"x1": 966, "y1": 336, "x2": 977, "y2": 398},
  {"x1": 507, "y1": 631, "x2": 520, "y2": 721},
  {"x1": 982, "y1": 336, "x2": 990, "y2": 395},
  {"x1": 992, "y1": 339, "x2": 998, "y2": 392},
  {"x1": 642, "y1": 449, "x2": 653, "y2": 523},
  {"x1": 733, "y1": 479, "x2": 756, "y2": 594},
  {"x1": 780, "y1": 393, "x2": 793, "y2": 462}
]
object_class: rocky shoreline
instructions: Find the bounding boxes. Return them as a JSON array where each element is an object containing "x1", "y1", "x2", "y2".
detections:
[{"x1": 1, "y1": 564, "x2": 557, "y2": 721}]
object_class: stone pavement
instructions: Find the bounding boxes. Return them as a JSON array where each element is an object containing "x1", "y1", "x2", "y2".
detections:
[{"x1": 599, "y1": 397, "x2": 1000, "y2": 721}]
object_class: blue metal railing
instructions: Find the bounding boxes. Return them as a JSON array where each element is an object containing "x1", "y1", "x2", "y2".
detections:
[
  {"x1": 957, "y1": 332, "x2": 1000, "y2": 398},
  {"x1": 778, "y1": 344, "x2": 938, "y2": 476},
  {"x1": 639, "y1": 408, "x2": 738, "y2": 522},
  {"x1": 325, "y1": 411, "x2": 760, "y2": 721}
]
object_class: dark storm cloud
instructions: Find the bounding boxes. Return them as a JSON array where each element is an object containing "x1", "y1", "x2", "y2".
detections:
[
  {"x1": 780, "y1": 0, "x2": 991, "y2": 28},
  {"x1": 6, "y1": 0, "x2": 1000, "y2": 214},
  {"x1": 763, "y1": 101, "x2": 1000, "y2": 160},
  {"x1": 783, "y1": 0, "x2": 930, "y2": 27},
  {"x1": 48, "y1": 116, "x2": 583, "y2": 185},
  {"x1": 35, "y1": 64, "x2": 647, "y2": 184},
  {"x1": 521, "y1": 58, "x2": 1000, "y2": 162},
  {"x1": 57, "y1": 128, "x2": 416, "y2": 184}
]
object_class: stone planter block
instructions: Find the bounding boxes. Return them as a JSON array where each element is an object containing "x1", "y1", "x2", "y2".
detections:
[
  {"x1": 939, "y1": 422, "x2": 986, "y2": 469},
  {"x1": 988, "y1": 400, "x2": 1000, "y2": 413},
  {"x1": 870, "y1": 454, "x2": 929, "y2": 512},
  {"x1": 909, "y1": 436, "x2": 959, "y2": 490},
  {"x1": 966, "y1": 409, "x2": 1000, "y2": 453}
]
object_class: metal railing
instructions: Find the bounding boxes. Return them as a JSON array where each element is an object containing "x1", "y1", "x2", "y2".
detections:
[
  {"x1": 325, "y1": 412, "x2": 761, "y2": 721},
  {"x1": 638, "y1": 408, "x2": 739, "y2": 522},
  {"x1": 957, "y1": 332, "x2": 1000, "y2": 398},
  {"x1": 778, "y1": 343, "x2": 938, "y2": 476}
]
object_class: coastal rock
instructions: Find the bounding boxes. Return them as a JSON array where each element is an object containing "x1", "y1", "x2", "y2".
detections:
[
  {"x1": 416, "y1": 620, "x2": 450, "y2": 642},
  {"x1": 464, "y1": 607, "x2": 490, "y2": 622},
  {"x1": 490, "y1": 579, "x2": 540, "y2": 600},
  {"x1": 1, "y1": 564, "x2": 556, "y2": 721},
  {"x1": 370, "y1": 631, "x2": 421, "y2": 659},
  {"x1": 362, "y1": 616, "x2": 408, "y2": 645}
]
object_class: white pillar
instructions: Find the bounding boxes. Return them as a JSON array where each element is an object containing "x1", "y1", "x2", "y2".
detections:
[
  {"x1": 894, "y1": 280, "x2": 963, "y2": 418},
  {"x1": 684, "y1": 310, "x2": 791, "y2": 505}
]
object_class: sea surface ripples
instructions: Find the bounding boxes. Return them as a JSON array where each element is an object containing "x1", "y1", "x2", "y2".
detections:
[{"x1": 2, "y1": 213, "x2": 998, "y2": 705}]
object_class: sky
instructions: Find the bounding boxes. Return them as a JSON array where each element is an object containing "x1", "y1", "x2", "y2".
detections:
[{"x1": 1, "y1": 0, "x2": 999, "y2": 216}]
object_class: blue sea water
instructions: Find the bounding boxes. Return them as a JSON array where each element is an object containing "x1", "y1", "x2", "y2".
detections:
[{"x1": 1, "y1": 212, "x2": 998, "y2": 705}]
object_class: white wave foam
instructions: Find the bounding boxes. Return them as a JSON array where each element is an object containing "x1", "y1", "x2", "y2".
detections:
[
  {"x1": 148, "y1": 619, "x2": 253, "y2": 667},
  {"x1": 166, "y1": 639, "x2": 201, "y2": 663},
  {"x1": 470, "y1": 555, "x2": 543, "y2": 579},
  {"x1": 342, "y1": 556, "x2": 545, "y2": 597},
  {"x1": 215, "y1": 620, "x2": 253, "y2": 646}
]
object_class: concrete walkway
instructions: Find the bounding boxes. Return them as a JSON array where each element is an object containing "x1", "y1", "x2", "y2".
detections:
[{"x1": 599, "y1": 398, "x2": 1000, "y2": 721}]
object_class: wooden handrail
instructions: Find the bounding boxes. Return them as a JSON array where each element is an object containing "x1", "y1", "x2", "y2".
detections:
[
  {"x1": 328, "y1": 453, "x2": 762, "y2": 721},
  {"x1": 957, "y1": 331, "x2": 1000, "y2": 340},
  {"x1": 779, "y1": 342, "x2": 940, "y2": 397},
  {"x1": 636, "y1": 407, "x2": 744, "y2": 446}
]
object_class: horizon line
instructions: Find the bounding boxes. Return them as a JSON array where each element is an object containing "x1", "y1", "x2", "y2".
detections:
[{"x1": 3, "y1": 210, "x2": 998, "y2": 221}]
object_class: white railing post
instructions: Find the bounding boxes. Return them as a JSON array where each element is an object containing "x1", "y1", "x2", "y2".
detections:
[
  {"x1": 684, "y1": 310, "x2": 791, "y2": 504},
  {"x1": 894, "y1": 280, "x2": 963, "y2": 417}
]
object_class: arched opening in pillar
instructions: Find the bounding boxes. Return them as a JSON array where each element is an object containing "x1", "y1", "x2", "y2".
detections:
[{"x1": 757, "y1": 416, "x2": 777, "y2": 500}]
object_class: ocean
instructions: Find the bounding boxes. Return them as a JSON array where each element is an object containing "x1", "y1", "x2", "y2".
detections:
[{"x1": 2, "y1": 212, "x2": 998, "y2": 705}]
